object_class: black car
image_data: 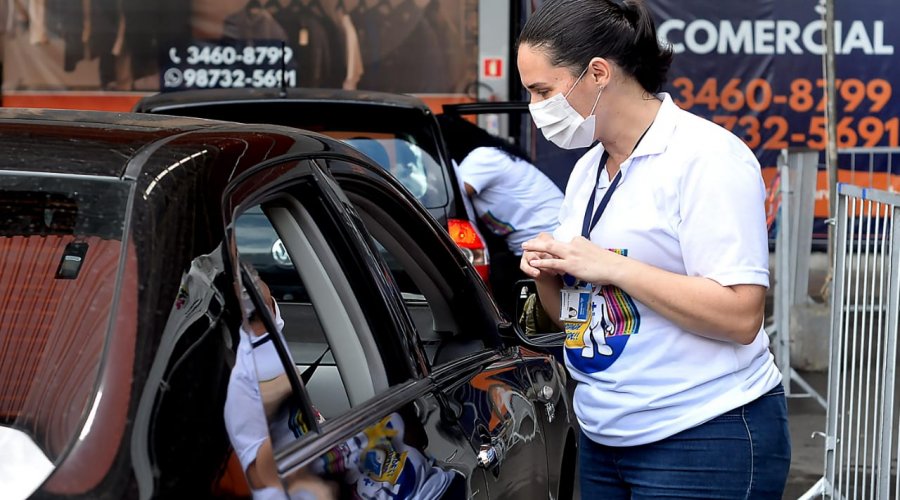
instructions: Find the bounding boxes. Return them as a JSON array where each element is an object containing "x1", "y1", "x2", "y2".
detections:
[
  {"x1": 133, "y1": 88, "x2": 492, "y2": 285},
  {"x1": 0, "y1": 109, "x2": 577, "y2": 500}
]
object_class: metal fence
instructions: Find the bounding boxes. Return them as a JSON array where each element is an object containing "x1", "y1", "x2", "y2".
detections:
[
  {"x1": 770, "y1": 149, "x2": 827, "y2": 407},
  {"x1": 839, "y1": 147, "x2": 900, "y2": 191},
  {"x1": 802, "y1": 184, "x2": 900, "y2": 499}
]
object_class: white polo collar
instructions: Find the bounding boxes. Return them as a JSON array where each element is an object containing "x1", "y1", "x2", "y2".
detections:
[
  {"x1": 632, "y1": 92, "x2": 677, "y2": 159},
  {"x1": 595, "y1": 92, "x2": 678, "y2": 180}
]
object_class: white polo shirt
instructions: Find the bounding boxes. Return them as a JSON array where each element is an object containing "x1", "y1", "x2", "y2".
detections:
[
  {"x1": 459, "y1": 147, "x2": 564, "y2": 255},
  {"x1": 553, "y1": 93, "x2": 781, "y2": 447}
]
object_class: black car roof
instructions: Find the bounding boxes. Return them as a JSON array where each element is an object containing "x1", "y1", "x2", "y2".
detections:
[
  {"x1": 0, "y1": 108, "x2": 224, "y2": 178},
  {"x1": 0, "y1": 108, "x2": 375, "y2": 180},
  {"x1": 134, "y1": 88, "x2": 432, "y2": 115}
]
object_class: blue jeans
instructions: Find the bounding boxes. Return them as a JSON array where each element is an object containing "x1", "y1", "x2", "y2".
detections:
[{"x1": 580, "y1": 385, "x2": 791, "y2": 499}]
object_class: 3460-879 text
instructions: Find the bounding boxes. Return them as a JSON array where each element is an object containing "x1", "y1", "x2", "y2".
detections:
[{"x1": 671, "y1": 77, "x2": 896, "y2": 149}]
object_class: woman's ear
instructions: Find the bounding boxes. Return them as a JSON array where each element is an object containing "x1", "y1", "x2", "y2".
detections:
[{"x1": 588, "y1": 57, "x2": 612, "y2": 87}]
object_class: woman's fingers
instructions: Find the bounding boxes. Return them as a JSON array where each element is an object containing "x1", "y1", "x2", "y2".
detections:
[
  {"x1": 529, "y1": 257, "x2": 568, "y2": 273},
  {"x1": 522, "y1": 238, "x2": 568, "y2": 257},
  {"x1": 520, "y1": 251, "x2": 542, "y2": 277}
]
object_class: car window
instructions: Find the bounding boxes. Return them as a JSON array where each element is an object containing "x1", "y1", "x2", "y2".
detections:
[
  {"x1": 321, "y1": 158, "x2": 492, "y2": 366},
  {"x1": 0, "y1": 174, "x2": 132, "y2": 488},
  {"x1": 224, "y1": 167, "x2": 468, "y2": 500},
  {"x1": 232, "y1": 204, "x2": 359, "y2": 421},
  {"x1": 225, "y1": 178, "x2": 425, "y2": 496},
  {"x1": 328, "y1": 131, "x2": 445, "y2": 208}
]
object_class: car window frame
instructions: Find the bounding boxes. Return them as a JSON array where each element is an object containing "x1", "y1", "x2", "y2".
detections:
[
  {"x1": 222, "y1": 152, "x2": 439, "y2": 478},
  {"x1": 323, "y1": 157, "x2": 507, "y2": 370}
]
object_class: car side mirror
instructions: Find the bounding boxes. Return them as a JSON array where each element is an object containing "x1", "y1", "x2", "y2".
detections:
[
  {"x1": 513, "y1": 279, "x2": 564, "y2": 340},
  {"x1": 513, "y1": 279, "x2": 536, "y2": 325}
]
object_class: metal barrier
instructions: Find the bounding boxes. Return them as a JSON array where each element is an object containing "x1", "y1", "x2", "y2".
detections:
[
  {"x1": 839, "y1": 147, "x2": 900, "y2": 191},
  {"x1": 770, "y1": 149, "x2": 827, "y2": 408},
  {"x1": 801, "y1": 184, "x2": 900, "y2": 499}
]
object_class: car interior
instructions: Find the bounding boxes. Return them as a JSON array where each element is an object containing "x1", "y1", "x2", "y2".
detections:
[
  {"x1": 346, "y1": 191, "x2": 488, "y2": 366},
  {"x1": 234, "y1": 180, "x2": 491, "y2": 422},
  {"x1": 236, "y1": 196, "x2": 389, "y2": 419}
]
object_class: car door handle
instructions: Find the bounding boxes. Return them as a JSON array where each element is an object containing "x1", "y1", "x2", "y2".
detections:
[{"x1": 476, "y1": 443, "x2": 501, "y2": 470}]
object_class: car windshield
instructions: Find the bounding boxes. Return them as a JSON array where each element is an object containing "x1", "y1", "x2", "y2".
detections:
[{"x1": 0, "y1": 173, "x2": 131, "y2": 492}]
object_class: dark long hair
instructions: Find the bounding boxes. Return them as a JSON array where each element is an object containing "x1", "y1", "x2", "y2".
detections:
[
  {"x1": 518, "y1": 0, "x2": 673, "y2": 94},
  {"x1": 436, "y1": 114, "x2": 533, "y2": 165}
]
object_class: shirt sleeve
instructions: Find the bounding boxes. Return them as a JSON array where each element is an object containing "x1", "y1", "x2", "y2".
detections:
[
  {"x1": 457, "y1": 147, "x2": 510, "y2": 195},
  {"x1": 677, "y1": 148, "x2": 770, "y2": 288}
]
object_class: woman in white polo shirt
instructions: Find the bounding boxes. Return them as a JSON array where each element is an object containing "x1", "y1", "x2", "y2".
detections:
[{"x1": 516, "y1": 0, "x2": 790, "y2": 497}]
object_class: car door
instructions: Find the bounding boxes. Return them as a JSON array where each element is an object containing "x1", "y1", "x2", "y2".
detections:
[
  {"x1": 440, "y1": 103, "x2": 580, "y2": 500},
  {"x1": 325, "y1": 157, "x2": 565, "y2": 500},
  {"x1": 221, "y1": 155, "x2": 489, "y2": 499}
]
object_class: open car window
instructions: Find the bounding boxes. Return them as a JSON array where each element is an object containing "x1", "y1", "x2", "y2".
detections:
[
  {"x1": 225, "y1": 165, "x2": 428, "y2": 496},
  {"x1": 225, "y1": 157, "x2": 474, "y2": 499},
  {"x1": 319, "y1": 158, "x2": 496, "y2": 367}
]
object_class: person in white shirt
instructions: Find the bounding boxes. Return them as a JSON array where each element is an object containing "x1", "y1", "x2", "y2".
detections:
[
  {"x1": 224, "y1": 267, "x2": 454, "y2": 500},
  {"x1": 438, "y1": 115, "x2": 563, "y2": 256},
  {"x1": 438, "y1": 114, "x2": 563, "y2": 316},
  {"x1": 516, "y1": 0, "x2": 790, "y2": 497},
  {"x1": 224, "y1": 271, "x2": 332, "y2": 500}
]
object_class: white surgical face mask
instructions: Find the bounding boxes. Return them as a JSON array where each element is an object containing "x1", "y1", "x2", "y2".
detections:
[{"x1": 528, "y1": 65, "x2": 603, "y2": 149}]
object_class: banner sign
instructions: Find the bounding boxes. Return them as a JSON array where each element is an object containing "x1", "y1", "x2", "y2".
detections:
[
  {"x1": 651, "y1": 0, "x2": 899, "y2": 231},
  {"x1": 1, "y1": 0, "x2": 479, "y2": 104}
]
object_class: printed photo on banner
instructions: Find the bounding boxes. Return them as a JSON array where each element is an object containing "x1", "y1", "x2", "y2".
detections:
[{"x1": 0, "y1": 0, "x2": 478, "y2": 95}]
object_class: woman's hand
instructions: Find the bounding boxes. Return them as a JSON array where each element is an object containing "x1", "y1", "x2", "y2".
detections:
[
  {"x1": 520, "y1": 232, "x2": 562, "y2": 281},
  {"x1": 522, "y1": 236, "x2": 627, "y2": 286}
]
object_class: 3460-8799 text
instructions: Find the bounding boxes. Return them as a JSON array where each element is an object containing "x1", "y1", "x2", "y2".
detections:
[{"x1": 671, "y1": 77, "x2": 897, "y2": 149}]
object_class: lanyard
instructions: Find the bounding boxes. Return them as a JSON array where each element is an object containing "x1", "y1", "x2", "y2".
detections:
[
  {"x1": 564, "y1": 151, "x2": 618, "y2": 288},
  {"x1": 563, "y1": 123, "x2": 652, "y2": 287},
  {"x1": 579, "y1": 122, "x2": 653, "y2": 239},
  {"x1": 580, "y1": 151, "x2": 619, "y2": 239}
]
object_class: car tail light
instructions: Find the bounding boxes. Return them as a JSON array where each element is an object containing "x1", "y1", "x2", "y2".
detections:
[{"x1": 447, "y1": 218, "x2": 490, "y2": 282}]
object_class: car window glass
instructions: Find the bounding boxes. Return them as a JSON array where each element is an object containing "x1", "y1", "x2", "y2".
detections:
[
  {"x1": 0, "y1": 174, "x2": 132, "y2": 485},
  {"x1": 231, "y1": 205, "x2": 350, "y2": 421},
  {"x1": 331, "y1": 173, "x2": 489, "y2": 367},
  {"x1": 325, "y1": 131, "x2": 445, "y2": 208}
]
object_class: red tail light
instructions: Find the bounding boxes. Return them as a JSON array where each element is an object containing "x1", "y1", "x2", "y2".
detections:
[{"x1": 447, "y1": 218, "x2": 490, "y2": 282}]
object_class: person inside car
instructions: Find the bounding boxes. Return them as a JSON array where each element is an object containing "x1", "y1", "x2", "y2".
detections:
[
  {"x1": 223, "y1": 267, "x2": 332, "y2": 500},
  {"x1": 224, "y1": 266, "x2": 455, "y2": 499}
]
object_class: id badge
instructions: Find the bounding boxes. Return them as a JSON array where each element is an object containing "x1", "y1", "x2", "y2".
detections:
[{"x1": 560, "y1": 286, "x2": 592, "y2": 323}]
